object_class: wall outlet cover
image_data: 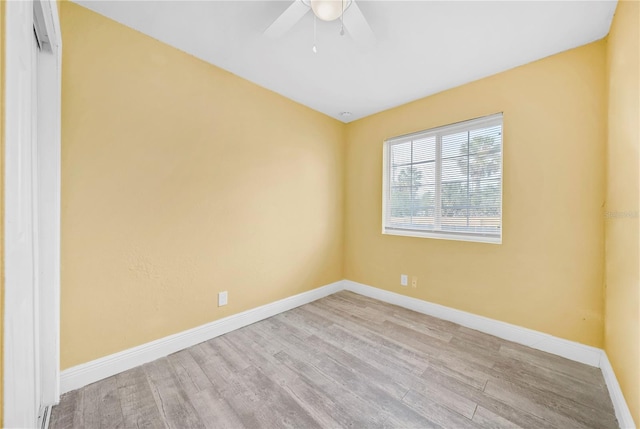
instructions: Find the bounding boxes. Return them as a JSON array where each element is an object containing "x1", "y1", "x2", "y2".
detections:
[{"x1": 218, "y1": 291, "x2": 228, "y2": 307}]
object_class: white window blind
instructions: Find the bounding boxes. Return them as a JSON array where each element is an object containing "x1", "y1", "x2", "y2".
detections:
[{"x1": 383, "y1": 113, "x2": 503, "y2": 244}]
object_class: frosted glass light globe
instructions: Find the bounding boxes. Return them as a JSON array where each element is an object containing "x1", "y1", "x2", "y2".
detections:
[{"x1": 311, "y1": 0, "x2": 344, "y2": 21}]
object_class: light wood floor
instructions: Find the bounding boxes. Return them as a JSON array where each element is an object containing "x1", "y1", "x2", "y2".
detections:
[{"x1": 50, "y1": 291, "x2": 618, "y2": 429}]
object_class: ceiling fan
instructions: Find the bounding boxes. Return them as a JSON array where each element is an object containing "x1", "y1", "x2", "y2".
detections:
[{"x1": 264, "y1": 0, "x2": 375, "y2": 46}]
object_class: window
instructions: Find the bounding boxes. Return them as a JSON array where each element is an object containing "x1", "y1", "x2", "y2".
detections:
[{"x1": 383, "y1": 113, "x2": 503, "y2": 244}]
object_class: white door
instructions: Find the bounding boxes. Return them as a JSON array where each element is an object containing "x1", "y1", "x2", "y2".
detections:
[
  {"x1": 5, "y1": 1, "x2": 62, "y2": 426},
  {"x1": 4, "y1": 1, "x2": 40, "y2": 427},
  {"x1": 33, "y1": 26, "x2": 45, "y2": 427}
]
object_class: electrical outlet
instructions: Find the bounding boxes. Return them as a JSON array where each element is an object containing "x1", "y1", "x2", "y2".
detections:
[
  {"x1": 400, "y1": 274, "x2": 408, "y2": 286},
  {"x1": 218, "y1": 291, "x2": 228, "y2": 307},
  {"x1": 411, "y1": 276, "x2": 418, "y2": 288}
]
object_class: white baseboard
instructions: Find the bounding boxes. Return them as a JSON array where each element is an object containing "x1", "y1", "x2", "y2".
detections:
[
  {"x1": 343, "y1": 280, "x2": 602, "y2": 366},
  {"x1": 59, "y1": 280, "x2": 343, "y2": 394},
  {"x1": 59, "y1": 278, "x2": 635, "y2": 429},
  {"x1": 600, "y1": 352, "x2": 637, "y2": 429}
]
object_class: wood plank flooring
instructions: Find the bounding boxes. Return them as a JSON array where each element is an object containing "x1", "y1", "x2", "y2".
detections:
[{"x1": 50, "y1": 291, "x2": 618, "y2": 428}]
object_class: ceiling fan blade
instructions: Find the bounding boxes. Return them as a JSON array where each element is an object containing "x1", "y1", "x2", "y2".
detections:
[
  {"x1": 342, "y1": 0, "x2": 376, "y2": 46},
  {"x1": 264, "y1": 0, "x2": 310, "y2": 38}
]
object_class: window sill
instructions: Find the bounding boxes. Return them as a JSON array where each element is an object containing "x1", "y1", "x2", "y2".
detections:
[{"x1": 383, "y1": 228, "x2": 502, "y2": 244}]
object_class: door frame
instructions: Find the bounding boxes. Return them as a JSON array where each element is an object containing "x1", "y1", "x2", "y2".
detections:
[
  {"x1": 33, "y1": 0, "x2": 62, "y2": 411},
  {"x1": 4, "y1": 0, "x2": 62, "y2": 426}
]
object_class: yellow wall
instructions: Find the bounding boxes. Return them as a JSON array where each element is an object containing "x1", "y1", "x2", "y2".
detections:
[
  {"x1": 604, "y1": 0, "x2": 640, "y2": 424},
  {"x1": 0, "y1": 1, "x2": 5, "y2": 425},
  {"x1": 344, "y1": 41, "x2": 607, "y2": 347},
  {"x1": 60, "y1": 2, "x2": 345, "y2": 369}
]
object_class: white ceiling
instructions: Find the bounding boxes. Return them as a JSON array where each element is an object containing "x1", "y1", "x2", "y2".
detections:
[{"x1": 73, "y1": 1, "x2": 617, "y2": 122}]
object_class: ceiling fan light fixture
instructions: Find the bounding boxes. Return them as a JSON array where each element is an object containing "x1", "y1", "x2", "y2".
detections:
[{"x1": 310, "y1": 0, "x2": 345, "y2": 22}]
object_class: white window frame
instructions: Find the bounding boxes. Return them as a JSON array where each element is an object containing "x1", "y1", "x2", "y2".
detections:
[{"x1": 382, "y1": 113, "x2": 503, "y2": 244}]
